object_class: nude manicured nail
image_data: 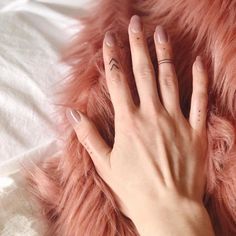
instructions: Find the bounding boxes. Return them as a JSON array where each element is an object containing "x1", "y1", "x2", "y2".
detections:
[
  {"x1": 195, "y1": 56, "x2": 205, "y2": 72},
  {"x1": 130, "y1": 15, "x2": 142, "y2": 33},
  {"x1": 105, "y1": 31, "x2": 115, "y2": 47},
  {"x1": 66, "y1": 108, "x2": 81, "y2": 124},
  {"x1": 155, "y1": 25, "x2": 168, "y2": 43}
]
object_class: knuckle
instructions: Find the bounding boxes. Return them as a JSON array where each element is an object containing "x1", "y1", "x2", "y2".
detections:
[
  {"x1": 199, "y1": 97, "x2": 208, "y2": 109},
  {"x1": 118, "y1": 115, "x2": 136, "y2": 135},
  {"x1": 121, "y1": 105, "x2": 136, "y2": 118},
  {"x1": 78, "y1": 124, "x2": 93, "y2": 144},
  {"x1": 162, "y1": 73, "x2": 175, "y2": 88},
  {"x1": 194, "y1": 74, "x2": 208, "y2": 87},
  {"x1": 197, "y1": 89, "x2": 208, "y2": 97},
  {"x1": 126, "y1": 108, "x2": 142, "y2": 124},
  {"x1": 157, "y1": 112, "x2": 169, "y2": 127},
  {"x1": 136, "y1": 65, "x2": 153, "y2": 80},
  {"x1": 110, "y1": 71, "x2": 123, "y2": 84},
  {"x1": 142, "y1": 100, "x2": 162, "y2": 117},
  {"x1": 141, "y1": 105, "x2": 166, "y2": 126},
  {"x1": 128, "y1": 115, "x2": 145, "y2": 136},
  {"x1": 194, "y1": 90, "x2": 208, "y2": 105},
  {"x1": 115, "y1": 105, "x2": 136, "y2": 123}
]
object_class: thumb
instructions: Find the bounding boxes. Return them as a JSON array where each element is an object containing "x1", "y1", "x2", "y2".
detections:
[{"x1": 66, "y1": 108, "x2": 111, "y2": 173}]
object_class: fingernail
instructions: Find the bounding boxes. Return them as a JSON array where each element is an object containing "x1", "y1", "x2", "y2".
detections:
[
  {"x1": 130, "y1": 15, "x2": 142, "y2": 33},
  {"x1": 104, "y1": 31, "x2": 115, "y2": 47},
  {"x1": 155, "y1": 25, "x2": 168, "y2": 43},
  {"x1": 66, "y1": 108, "x2": 81, "y2": 124},
  {"x1": 195, "y1": 56, "x2": 205, "y2": 72}
]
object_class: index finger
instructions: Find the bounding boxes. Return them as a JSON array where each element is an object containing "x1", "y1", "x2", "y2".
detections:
[{"x1": 103, "y1": 31, "x2": 135, "y2": 115}]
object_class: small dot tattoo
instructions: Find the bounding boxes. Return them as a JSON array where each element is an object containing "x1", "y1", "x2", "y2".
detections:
[
  {"x1": 84, "y1": 142, "x2": 93, "y2": 155},
  {"x1": 197, "y1": 110, "x2": 201, "y2": 121}
]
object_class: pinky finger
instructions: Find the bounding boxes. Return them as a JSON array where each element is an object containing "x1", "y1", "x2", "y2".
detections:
[{"x1": 189, "y1": 56, "x2": 208, "y2": 134}]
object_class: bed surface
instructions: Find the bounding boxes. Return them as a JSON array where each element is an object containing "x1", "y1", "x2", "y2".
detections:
[{"x1": 0, "y1": 0, "x2": 91, "y2": 234}]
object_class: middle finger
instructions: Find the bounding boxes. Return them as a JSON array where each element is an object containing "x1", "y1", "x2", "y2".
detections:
[{"x1": 128, "y1": 15, "x2": 163, "y2": 112}]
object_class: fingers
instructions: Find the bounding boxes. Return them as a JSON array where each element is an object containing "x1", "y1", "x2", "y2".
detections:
[
  {"x1": 154, "y1": 26, "x2": 182, "y2": 118},
  {"x1": 103, "y1": 31, "x2": 135, "y2": 116},
  {"x1": 189, "y1": 56, "x2": 208, "y2": 133},
  {"x1": 66, "y1": 108, "x2": 111, "y2": 174},
  {"x1": 128, "y1": 15, "x2": 162, "y2": 111}
]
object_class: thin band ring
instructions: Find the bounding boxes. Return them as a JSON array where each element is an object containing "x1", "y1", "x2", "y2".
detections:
[{"x1": 158, "y1": 58, "x2": 174, "y2": 65}]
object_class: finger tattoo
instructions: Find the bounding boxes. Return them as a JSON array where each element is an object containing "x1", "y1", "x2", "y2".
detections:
[
  {"x1": 109, "y1": 58, "x2": 120, "y2": 71},
  {"x1": 83, "y1": 141, "x2": 93, "y2": 156},
  {"x1": 197, "y1": 109, "x2": 201, "y2": 122},
  {"x1": 158, "y1": 58, "x2": 174, "y2": 65}
]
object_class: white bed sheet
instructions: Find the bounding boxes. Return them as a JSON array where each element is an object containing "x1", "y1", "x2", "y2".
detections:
[{"x1": 0, "y1": 0, "x2": 91, "y2": 234}]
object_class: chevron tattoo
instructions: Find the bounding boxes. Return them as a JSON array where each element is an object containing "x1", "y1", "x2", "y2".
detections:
[{"x1": 109, "y1": 58, "x2": 120, "y2": 71}]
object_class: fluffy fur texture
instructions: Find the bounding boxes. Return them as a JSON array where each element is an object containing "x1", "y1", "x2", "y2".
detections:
[{"x1": 27, "y1": 0, "x2": 236, "y2": 235}]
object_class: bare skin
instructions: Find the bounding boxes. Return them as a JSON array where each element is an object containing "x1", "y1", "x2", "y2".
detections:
[{"x1": 66, "y1": 15, "x2": 215, "y2": 236}]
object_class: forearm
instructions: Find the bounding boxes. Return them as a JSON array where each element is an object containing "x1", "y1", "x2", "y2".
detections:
[{"x1": 131, "y1": 197, "x2": 215, "y2": 236}]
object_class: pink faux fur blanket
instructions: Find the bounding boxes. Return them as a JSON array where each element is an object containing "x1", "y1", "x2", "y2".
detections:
[{"x1": 27, "y1": 0, "x2": 236, "y2": 235}]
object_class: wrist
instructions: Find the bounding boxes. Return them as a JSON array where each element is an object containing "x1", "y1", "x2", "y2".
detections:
[{"x1": 130, "y1": 195, "x2": 215, "y2": 236}]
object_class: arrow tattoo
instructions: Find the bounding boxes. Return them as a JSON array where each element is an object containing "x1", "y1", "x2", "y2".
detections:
[{"x1": 109, "y1": 58, "x2": 119, "y2": 71}]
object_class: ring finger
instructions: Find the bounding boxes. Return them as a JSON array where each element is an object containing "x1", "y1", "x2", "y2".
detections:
[{"x1": 154, "y1": 26, "x2": 182, "y2": 118}]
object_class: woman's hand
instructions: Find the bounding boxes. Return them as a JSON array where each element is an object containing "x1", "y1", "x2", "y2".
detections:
[{"x1": 66, "y1": 15, "x2": 214, "y2": 236}]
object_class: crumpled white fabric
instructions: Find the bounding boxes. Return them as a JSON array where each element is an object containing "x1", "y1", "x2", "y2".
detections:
[
  {"x1": 0, "y1": 0, "x2": 91, "y2": 234},
  {"x1": 0, "y1": 175, "x2": 43, "y2": 236}
]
